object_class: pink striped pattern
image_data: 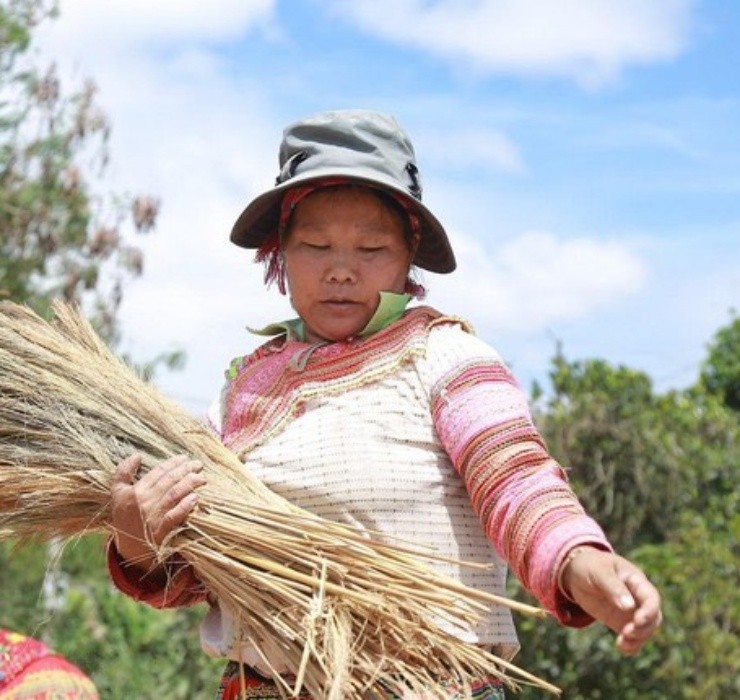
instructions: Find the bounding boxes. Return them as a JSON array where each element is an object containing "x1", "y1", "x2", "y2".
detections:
[{"x1": 431, "y1": 359, "x2": 611, "y2": 623}]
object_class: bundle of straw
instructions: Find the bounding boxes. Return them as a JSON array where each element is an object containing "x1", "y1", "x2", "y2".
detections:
[{"x1": 0, "y1": 301, "x2": 559, "y2": 698}]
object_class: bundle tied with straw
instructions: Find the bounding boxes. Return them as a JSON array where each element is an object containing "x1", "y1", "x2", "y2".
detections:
[{"x1": 0, "y1": 300, "x2": 560, "y2": 698}]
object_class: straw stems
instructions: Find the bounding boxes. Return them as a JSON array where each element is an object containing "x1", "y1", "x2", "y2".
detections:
[{"x1": 0, "y1": 301, "x2": 560, "y2": 698}]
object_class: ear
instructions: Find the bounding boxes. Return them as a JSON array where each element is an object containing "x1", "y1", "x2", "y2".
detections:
[{"x1": 408, "y1": 231, "x2": 421, "y2": 266}]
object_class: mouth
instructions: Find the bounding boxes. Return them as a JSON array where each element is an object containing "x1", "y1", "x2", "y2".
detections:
[
  {"x1": 321, "y1": 299, "x2": 361, "y2": 313},
  {"x1": 322, "y1": 298, "x2": 359, "y2": 305}
]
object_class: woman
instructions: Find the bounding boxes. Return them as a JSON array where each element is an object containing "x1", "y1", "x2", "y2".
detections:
[{"x1": 108, "y1": 110, "x2": 662, "y2": 699}]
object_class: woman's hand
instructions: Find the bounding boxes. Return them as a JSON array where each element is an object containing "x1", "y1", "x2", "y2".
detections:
[
  {"x1": 110, "y1": 454, "x2": 207, "y2": 578},
  {"x1": 559, "y1": 547, "x2": 663, "y2": 655}
]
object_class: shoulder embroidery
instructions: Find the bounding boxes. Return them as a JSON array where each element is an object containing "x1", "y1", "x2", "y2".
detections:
[
  {"x1": 221, "y1": 307, "x2": 453, "y2": 455},
  {"x1": 224, "y1": 337, "x2": 287, "y2": 381}
]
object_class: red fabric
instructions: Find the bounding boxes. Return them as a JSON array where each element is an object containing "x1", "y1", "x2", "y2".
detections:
[
  {"x1": 0, "y1": 629, "x2": 98, "y2": 698},
  {"x1": 215, "y1": 660, "x2": 505, "y2": 699},
  {"x1": 106, "y1": 539, "x2": 206, "y2": 609},
  {"x1": 277, "y1": 177, "x2": 421, "y2": 242}
]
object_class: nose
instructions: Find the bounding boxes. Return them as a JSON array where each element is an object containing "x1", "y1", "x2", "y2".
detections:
[{"x1": 324, "y1": 251, "x2": 357, "y2": 284}]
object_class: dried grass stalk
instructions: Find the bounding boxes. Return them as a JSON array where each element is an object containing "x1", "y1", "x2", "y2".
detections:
[{"x1": 0, "y1": 300, "x2": 560, "y2": 698}]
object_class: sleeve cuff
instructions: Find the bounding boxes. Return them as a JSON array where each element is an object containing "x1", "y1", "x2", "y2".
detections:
[
  {"x1": 106, "y1": 538, "x2": 206, "y2": 608},
  {"x1": 549, "y1": 540, "x2": 613, "y2": 627},
  {"x1": 525, "y1": 511, "x2": 613, "y2": 627}
]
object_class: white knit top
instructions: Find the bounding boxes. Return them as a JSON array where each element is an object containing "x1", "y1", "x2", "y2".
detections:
[{"x1": 202, "y1": 322, "x2": 520, "y2": 671}]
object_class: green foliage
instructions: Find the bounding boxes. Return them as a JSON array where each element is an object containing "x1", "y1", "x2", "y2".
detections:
[
  {"x1": 701, "y1": 310, "x2": 740, "y2": 411},
  {"x1": 0, "y1": 538, "x2": 50, "y2": 633},
  {"x1": 0, "y1": 537, "x2": 223, "y2": 699},
  {"x1": 514, "y1": 322, "x2": 739, "y2": 698},
  {"x1": 632, "y1": 514, "x2": 740, "y2": 699},
  {"x1": 540, "y1": 355, "x2": 665, "y2": 550},
  {"x1": 511, "y1": 508, "x2": 739, "y2": 699},
  {"x1": 0, "y1": 1, "x2": 54, "y2": 64},
  {"x1": 535, "y1": 354, "x2": 737, "y2": 553}
]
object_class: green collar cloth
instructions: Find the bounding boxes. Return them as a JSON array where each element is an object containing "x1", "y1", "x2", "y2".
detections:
[{"x1": 249, "y1": 291, "x2": 412, "y2": 342}]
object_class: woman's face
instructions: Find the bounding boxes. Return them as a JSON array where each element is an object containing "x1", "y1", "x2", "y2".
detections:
[{"x1": 282, "y1": 186, "x2": 416, "y2": 344}]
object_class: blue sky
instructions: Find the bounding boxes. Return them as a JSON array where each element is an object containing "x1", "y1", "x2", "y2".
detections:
[{"x1": 36, "y1": 0, "x2": 739, "y2": 414}]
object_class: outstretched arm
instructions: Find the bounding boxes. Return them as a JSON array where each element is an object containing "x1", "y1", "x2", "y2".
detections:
[{"x1": 422, "y1": 325, "x2": 662, "y2": 650}]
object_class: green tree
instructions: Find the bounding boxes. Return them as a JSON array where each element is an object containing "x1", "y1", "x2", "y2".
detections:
[
  {"x1": 701, "y1": 310, "x2": 740, "y2": 411},
  {"x1": 512, "y1": 331, "x2": 739, "y2": 698},
  {"x1": 540, "y1": 355, "x2": 676, "y2": 551}
]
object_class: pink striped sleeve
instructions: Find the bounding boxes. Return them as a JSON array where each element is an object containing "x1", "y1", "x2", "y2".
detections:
[{"x1": 431, "y1": 359, "x2": 612, "y2": 626}]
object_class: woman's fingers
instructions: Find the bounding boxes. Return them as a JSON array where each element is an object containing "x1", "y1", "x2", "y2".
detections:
[
  {"x1": 112, "y1": 453, "x2": 143, "y2": 488},
  {"x1": 615, "y1": 567, "x2": 663, "y2": 654},
  {"x1": 624, "y1": 569, "x2": 662, "y2": 622},
  {"x1": 617, "y1": 614, "x2": 661, "y2": 655},
  {"x1": 142, "y1": 454, "x2": 191, "y2": 487},
  {"x1": 148, "y1": 473, "x2": 206, "y2": 544},
  {"x1": 142, "y1": 457, "x2": 207, "y2": 545},
  {"x1": 146, "y1": 456, "x2": 204, "y2": 494},
  {"x1": 593, "y1": 560, "x2": 638, "y2": 613},
  {"x1": 150, "y1": 492, "x2": 200, "y2": 543}
]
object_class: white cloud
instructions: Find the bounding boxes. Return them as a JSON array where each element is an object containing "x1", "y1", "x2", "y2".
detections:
[
  {"x1": 47, "y1": 0, "x2": 276, "y2": 49},
  {"x1": 427, "y1": 229, "x2": 647, "y2": 331},
  {"x1": 325, "y1": 0, "x2": 695, "y2": 88}
]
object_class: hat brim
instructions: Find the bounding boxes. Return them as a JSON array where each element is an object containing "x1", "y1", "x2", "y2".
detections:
[{"x1": 230, "y1": 168, "x2": 456, "y2": 274}]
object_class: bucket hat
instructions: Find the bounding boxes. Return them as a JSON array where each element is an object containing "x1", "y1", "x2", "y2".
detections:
[{"x1": 230, "y1": 109, "x2": 456, "y2": 273}]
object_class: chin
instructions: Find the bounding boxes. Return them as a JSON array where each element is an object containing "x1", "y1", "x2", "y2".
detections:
[{"x1": 320, "y1": 325, "x2": 365, "y2": 342}]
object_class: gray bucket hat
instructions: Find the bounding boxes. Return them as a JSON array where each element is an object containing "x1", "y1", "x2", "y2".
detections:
[{"x1": 230, "y1": 109, "x2": 456, "y2": 273}]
